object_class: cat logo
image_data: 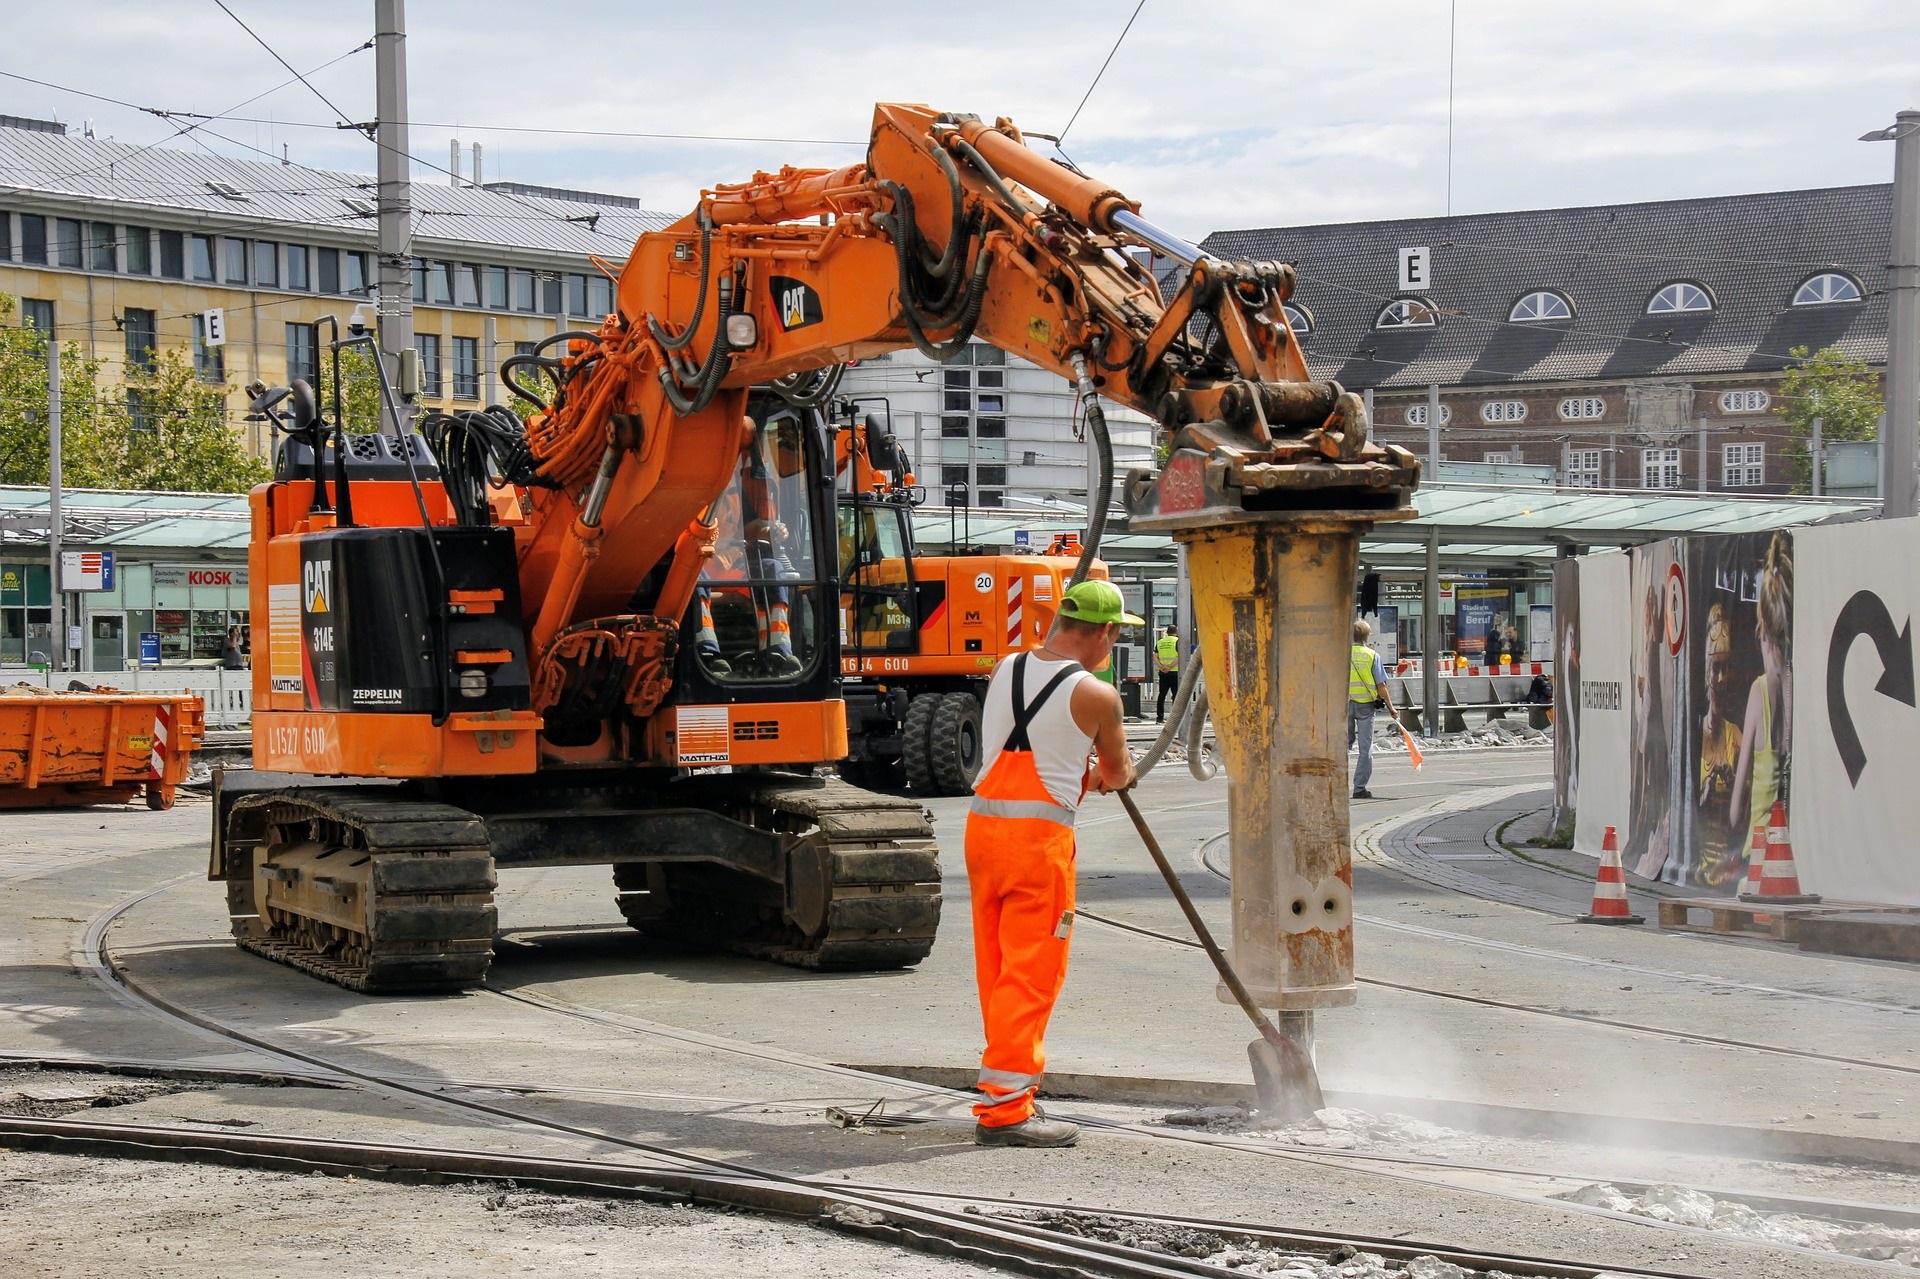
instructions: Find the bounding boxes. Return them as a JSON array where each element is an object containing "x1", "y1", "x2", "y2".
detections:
[
  {"x1": 769, "y1": 275, "x2": 823, "y2": 332},
  {"x1": 302, "y1": 559, "x2": 332, "y2": 613}
]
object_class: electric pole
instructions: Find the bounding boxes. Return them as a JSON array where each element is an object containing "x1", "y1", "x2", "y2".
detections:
[
  {"x1": 374, "y1": 0, "x2": 415, "y2": 432},
  {"x1": 47, "y1": 336, "x2": 63, "y2": 674},
  {"x1": 1866, "y1": 109, "x2": 1920, "y2": 518}
]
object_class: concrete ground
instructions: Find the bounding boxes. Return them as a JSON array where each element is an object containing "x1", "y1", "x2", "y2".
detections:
[{"x1": 3, "y1": 745, "x2": 1918, "y2": 1277}]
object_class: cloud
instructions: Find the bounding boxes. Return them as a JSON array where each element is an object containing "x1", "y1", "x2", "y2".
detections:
[{"x1": 5, "y1": 0, "x2": 1917, "y2": 241}]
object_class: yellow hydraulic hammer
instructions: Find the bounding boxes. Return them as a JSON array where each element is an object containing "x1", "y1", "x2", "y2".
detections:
[{"x1": 1132, "y1": 383, "x2": 1420, "y2": 1104}]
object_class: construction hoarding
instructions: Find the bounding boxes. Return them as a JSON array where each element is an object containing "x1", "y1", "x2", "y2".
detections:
[{"x1": 1559, "y1": 517, "x2": 1920, "y2": 906}]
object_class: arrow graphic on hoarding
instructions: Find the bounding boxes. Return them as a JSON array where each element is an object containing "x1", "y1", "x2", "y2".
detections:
[{"x1": 1828, "y1": 590, "x2": 1916, "y2": 786}]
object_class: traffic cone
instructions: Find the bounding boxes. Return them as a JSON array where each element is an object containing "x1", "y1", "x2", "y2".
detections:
[
  {"x1": 1739, "y1": 801, "x2": 1820, "y2": 905},
  {"x1": 1579, "y1": 826, "x2": 1644, "y2": 925}
]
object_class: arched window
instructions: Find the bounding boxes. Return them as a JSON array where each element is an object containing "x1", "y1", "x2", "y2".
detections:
[
  {"x1": 1281, "y1": 303, "x2": 1313, "y2": 335},
  {"x1": 1647, "y1": 282, "x2": 1712, "y2": 314},
  {"x1": 1375, "y1": 298, "x2": 1437, "y2": 329},
  {"x1": 1792, "y1": 273, "x2": 1862, "y2": 306},
  {"x1": 1509, "y1": 291, "x2": 1572, "y2": 322}
]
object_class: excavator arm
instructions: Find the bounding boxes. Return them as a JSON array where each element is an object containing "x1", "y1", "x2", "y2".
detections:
[{"x1": 510, "y1": 102, "x2": 1418, "y2": 706}]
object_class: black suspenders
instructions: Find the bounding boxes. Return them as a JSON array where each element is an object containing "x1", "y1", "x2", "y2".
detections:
[{"x1": 1002, "y1": 653, "x2": 1080, "y2": 753}]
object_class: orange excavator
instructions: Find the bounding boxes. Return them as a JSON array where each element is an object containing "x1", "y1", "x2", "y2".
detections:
[{"x1": 212, "y1": 103, "x2": 1418, "y2": 993}]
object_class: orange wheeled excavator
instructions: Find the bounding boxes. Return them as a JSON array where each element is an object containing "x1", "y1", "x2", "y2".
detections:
[
  {"x1": 832, "y1": 406, "x2": 1107, "y2": 796},
  {"x1": 211, "y1": 103, "x2": 1418, "y2": 993}
]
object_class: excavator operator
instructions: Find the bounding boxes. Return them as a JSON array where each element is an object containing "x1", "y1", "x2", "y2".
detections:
[{"x1": 965, "y1": 578, "x2": 1139, "y2": 1148}]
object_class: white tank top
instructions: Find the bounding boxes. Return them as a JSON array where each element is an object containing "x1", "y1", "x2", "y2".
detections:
[{"x1": 974, "y1": 653, "x2": 1097, "y2": 810}]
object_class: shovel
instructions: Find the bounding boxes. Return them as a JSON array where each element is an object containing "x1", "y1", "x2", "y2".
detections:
[{"x1": 1116, "y1": 789, "x2": 1324, "y2": 1121}]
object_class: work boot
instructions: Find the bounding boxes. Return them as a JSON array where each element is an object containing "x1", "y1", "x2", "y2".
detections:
[
  {"x1": 974, "y1": 1110, "x2": 1080, "y2": 1148},
  {"x1": 1352, "y1": 788, "x2": 1372, "y2": 799}
]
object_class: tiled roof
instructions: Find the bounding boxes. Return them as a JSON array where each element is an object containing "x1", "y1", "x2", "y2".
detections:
[
  {"x1": 1201, "y1": 185, "x2": 1891, "y2": 390},
  {"x1": 0, "y1": 127, "x2": 675, "y2": 260}
]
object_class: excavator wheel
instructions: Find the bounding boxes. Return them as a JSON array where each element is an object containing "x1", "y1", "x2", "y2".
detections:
[
  {"x1": 900, "y1": 693, "x2": 940, "y2": 794},
  {"x1": 928, "y1": 691, "x2": 983, "y2": 795},
  {"x1": 223, "y1": 790, "x2": 497, "y2": 993},
  {"x1": 613, "y1": 778, "x2": 941, "y2": 971}
]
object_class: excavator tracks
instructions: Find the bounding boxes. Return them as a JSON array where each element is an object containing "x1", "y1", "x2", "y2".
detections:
[
  {"x1": 615, "y1": 778, "x2": 942, "y2": 971},
  {"x1": 224, "y1": 790, "x2": 498, "y2": 994}
]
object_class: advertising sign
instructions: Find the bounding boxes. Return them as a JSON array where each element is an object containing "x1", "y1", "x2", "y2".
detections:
[
  {"x1": 59, "y1": 549, "x2": 114, "y2": 591},
  {"x1": 1453, "y1": 584, "x2": 1510, "y2": 657},
  {"x1": 1572, "y1": 553, "x2": 1631, "y2": 859},
  {"x1": 152, "y1": 564, "x2": 247, "y2": 590},
  {"x1": 138, "y1": 632, "x2": 161, "y2": 667}
]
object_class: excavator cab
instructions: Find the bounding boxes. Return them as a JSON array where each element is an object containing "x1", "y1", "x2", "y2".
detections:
[
  {"x1": 838, "y1": 498, "x2": 917, "y2": 656},
  {"x1": 686, "y1": 402, "x2": 833, "y2": 688}
]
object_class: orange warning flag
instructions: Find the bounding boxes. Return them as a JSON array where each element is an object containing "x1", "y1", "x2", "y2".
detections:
[{"x1": 1394, "y1": 720, "x2": 1425, "y2": 770}]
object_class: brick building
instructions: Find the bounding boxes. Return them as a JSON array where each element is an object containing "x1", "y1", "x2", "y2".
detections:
[{"x1": 1202, "y1": 185, "x2": 1891, "y2": 494}]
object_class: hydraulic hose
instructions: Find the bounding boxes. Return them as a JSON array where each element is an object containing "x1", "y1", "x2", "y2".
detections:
[
  {"x1": 1061, "y1": 351, "x2": 1216, "y2": 783},
  {"x1": 648, "y1": 211, "x2": 714, "y2": 352},
  {"x1": 1066, "y1": 353, "x2": 1111, "y2": 589},
  {"x1": 658, "y1": 272, "x2": 736, "y2": 416}
]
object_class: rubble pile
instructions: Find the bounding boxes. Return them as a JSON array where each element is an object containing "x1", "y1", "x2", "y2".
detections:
[
  {"x1": 1557, "y1": 1184, "x2": 1920, "y2": 1266},
  {"x1": 1161, "y1": 1104, "x2": 1460, "y2": 1152},
  {"x1": 983, "y1": 1211, "x2": 1515, "y2": 1278},
  {"x1": 1372, "y1": 721, "x2": 1551, "y2": 753}
]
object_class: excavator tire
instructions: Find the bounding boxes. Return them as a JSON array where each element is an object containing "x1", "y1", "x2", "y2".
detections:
[
  {"x1": 614, "y1": 778, "x2": 941, "y2": 971},
  {"x1": 223, "y1": 789, "x2": 497, "y2": 993},
  {"x1": 928, "y1": 691, "x2": 983, "y2": 795},
  {"x1": 900, "y1": 693, "x2": 940, "y2": 794}
]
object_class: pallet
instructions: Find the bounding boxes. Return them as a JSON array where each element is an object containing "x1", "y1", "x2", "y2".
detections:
[{"x1": 1656, "y1": 897, "x2": 1832, "y2": 941}]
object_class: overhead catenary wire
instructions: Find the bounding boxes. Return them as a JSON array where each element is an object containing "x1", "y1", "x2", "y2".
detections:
[
  {"x1": 210, "y1": 0, "x2": 362, "y2": 131},
  {"x1": 1057, "y1": 0, "x2": 1150, "y2": 145}
]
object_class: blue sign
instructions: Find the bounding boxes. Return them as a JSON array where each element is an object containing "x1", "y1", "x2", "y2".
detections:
[
  {"x1": 138, "y1": 632, "x2": 161, "y2": 667},
  {"x1": 100, "y1": 550, "x2": 115, "y2": 591},
  {"x1": 1012, "y1": 530, "x2": 1032, "y2": 550}
]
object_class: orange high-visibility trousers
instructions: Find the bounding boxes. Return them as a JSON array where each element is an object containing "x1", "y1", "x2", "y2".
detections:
[{"x1": 965, "y1": 810, "x2": 1076, "y2": 1127}]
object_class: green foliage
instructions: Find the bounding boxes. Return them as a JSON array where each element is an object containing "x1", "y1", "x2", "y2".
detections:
[
  {"x1": 0, "y1": 296, "x2": 119, "y2": 487},
  {"x1": 322, "y1": 342, "x2": 385, "y2": 435},
  {"x1": 110, "y1": 348, "x2": 269, "y2": 493},
  {"x1": 0, "y1": 297, "x2": 265, "y2": 493},
  {"x1": 1774, "y1": 345, "x2": 1883, "y2": 492}
]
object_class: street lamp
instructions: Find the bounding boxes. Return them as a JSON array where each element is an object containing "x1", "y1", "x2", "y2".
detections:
[{"x1": 1862, "y1": 110, "x2": 1920, "y2": 518}]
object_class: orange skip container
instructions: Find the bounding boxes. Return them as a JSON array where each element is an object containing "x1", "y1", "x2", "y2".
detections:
[{"x1": 0, "y1": 688, "x2": 205, "y2": 810}]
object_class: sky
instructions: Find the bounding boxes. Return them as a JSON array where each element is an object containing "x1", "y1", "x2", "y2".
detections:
[{"x1": 4, "y1": 1, "x2": 1918, "y2": 241}]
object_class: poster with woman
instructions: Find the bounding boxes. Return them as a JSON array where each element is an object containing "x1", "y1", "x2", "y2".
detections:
[{"x1": 1681, "y1": 531, "x2": 1793, "y2": 893}]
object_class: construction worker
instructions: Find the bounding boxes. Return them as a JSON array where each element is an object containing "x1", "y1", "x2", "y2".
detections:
[
  {"x1": 1349, "y1": 619, "x2": 1395, "y2": 800},
  {"x1": 1155, "y1": 625, "x2": 1180, "y2": 724},
  {"x1": 967, "y1": 578, "x2": 1139, "y2": 1148}
]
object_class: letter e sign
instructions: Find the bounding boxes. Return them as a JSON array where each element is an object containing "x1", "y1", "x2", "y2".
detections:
[{"x1": 1397, "y1": 247, "x2": 1431, "y2": 292}]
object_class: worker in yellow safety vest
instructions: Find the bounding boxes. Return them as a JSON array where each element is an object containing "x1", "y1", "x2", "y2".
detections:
[
  {"x1": 1349, "y1": 619, "x2": 1396, "y2": 800},
  {"x1": 1154, "y1": 626, "x2": 1180, "y2": 723},
  {"x1": 966, "y1": 579, "x2": 1139, "y2": 1148}
]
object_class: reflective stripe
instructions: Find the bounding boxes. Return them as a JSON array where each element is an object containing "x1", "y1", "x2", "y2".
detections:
[
  {"x1": 977, "y1": 1067, "x2": 1041, "y2": 1093},
  {"x1": 970, "y1": 796, "x2": 1077, "y2": 826}
]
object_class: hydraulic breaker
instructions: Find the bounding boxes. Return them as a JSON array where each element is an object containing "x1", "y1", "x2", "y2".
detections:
[{"x1": 1132, "y1": 376, "x2": 1420, "y2": 1102}]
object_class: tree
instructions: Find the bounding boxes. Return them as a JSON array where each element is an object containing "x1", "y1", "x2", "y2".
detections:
[
  {"x1": 104, "y1": 347, "x2": 269, "y2": 492},
  {"x1": 322, "y1": 342, "x2": 385, "y2": 435},
  {"x1": 0, "y1": 296, "x2": 118, "y2": 487},
  {"x1": 1774, "y1": 344, "x2": 1882, "y2": 492}
]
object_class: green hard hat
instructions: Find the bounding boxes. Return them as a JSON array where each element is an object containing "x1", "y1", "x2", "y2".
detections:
[{"x1": 1058, "y1": 578, "x2": 1144, "y2": 626}]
